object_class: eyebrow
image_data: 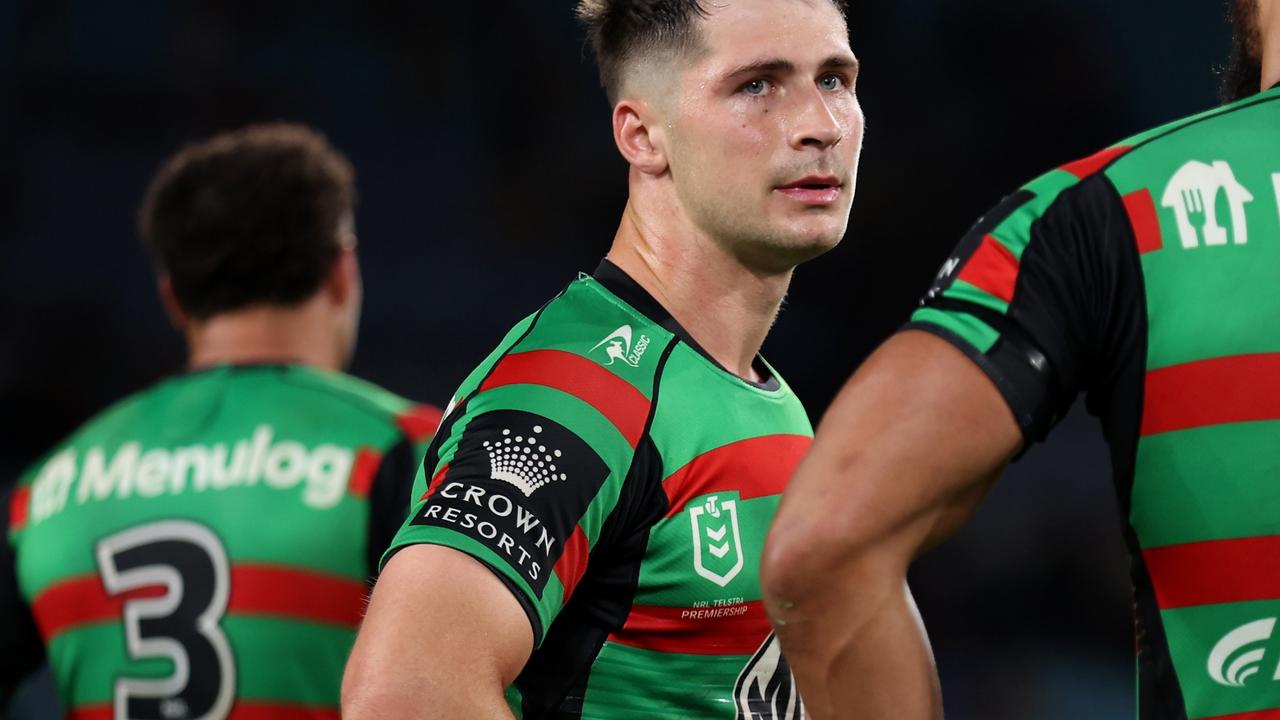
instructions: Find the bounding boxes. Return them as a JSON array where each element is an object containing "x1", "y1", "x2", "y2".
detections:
[{"x1": 721, "y1": 54, "x2": 860, "y2": 81}]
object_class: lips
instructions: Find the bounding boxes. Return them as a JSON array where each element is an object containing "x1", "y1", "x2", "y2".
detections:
[{"x1": 776, "y1": 175, "x2": 842, "y2": 205}]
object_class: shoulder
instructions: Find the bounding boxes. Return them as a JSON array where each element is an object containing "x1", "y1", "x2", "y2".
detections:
[{"x1": 279, "y1": 366, "x2": 441, "y2": 444}]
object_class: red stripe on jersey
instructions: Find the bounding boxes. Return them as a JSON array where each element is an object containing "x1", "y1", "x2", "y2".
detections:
[
  {"x1": 1145, "y1": 536, "x2": 1280, "y2": 609},
  {"x1": 9, "y1": 484, "x2": 30, "y2": 533},
  {"x1": 553, "y1": 525, "x2": 590, "y2": 602},
  {"x1": 229, "y1": 565, "x2": 367, "y2": 627},
  {"x1": 396, "y1": 404, "x2": 443, "y2": 444},
  {"x1": 479, "y1": 349, "x2": 651, "y2": 448},
  {"x1": 1199, "y1": 709, "x2": 1280, "y2": 720},
  {"x1": 1142, "y1": 354, "x2": 1280, "y2": 436},
  {"x1": 956, "y1": 234, "x2": 1020, "y2": 304},
  {"x1": 422, "y1": 463, "x2": 451, "y2": 500},
  {"x1": 1059, "y1": 145, "x2": 1131, "y2": 179},
  {"x1": 1123, "y1": 188, "x2": 1164, "y2": 254},
  {"x1": 347, "y1": 447, "x2": 383, "y2": 498},
  {"x1": 34, "y1": 576, "x2": 164, "y2": 642},
  {"x1": 608, "y1": 601, "x2": 770, "y2": 655},
  {"x1": 34, "y1": 566, "x2": 367, "y2": 640},
  {"x1": 70, "y1": 702, "x2": 341, "y2": 720},
  {"x1": 663, "y1": 435, "x2": 811, "y2": 518}
]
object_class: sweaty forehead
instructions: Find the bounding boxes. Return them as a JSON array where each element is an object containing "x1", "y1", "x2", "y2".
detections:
[{"x1": 695, "y1": 0, "x2": 851, "y2": 69}]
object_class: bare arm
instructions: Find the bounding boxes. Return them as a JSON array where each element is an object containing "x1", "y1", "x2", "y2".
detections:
[
  {"x1": 761, "y1": 330, "x2": 1023, "y2": 719},
  {"x1": 342, "y1": 544, "x2": 534, "y2": 719}
]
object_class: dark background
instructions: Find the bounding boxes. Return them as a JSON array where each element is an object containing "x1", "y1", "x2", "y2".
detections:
[{"x1": 2, "y1": 1, "x2": 1232, "y2": 718}]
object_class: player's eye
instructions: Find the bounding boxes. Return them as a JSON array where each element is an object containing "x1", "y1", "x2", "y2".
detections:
[
  {"x1": 742, "y1": 79, "x2": 771, "y2": 96},
  {"x1": 818, "y1": 74, "x2": 845, "y2": 92}
]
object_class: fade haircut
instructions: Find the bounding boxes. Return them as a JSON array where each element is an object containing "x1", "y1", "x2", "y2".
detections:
[
  {"x1": 139, "y1": 123, "x2": 356, "y2": 321},
  {"x1": 577, "y1": 0, "x2": 849, "y2": 105}
]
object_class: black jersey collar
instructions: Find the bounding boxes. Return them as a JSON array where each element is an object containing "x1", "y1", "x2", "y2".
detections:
[{"x1": 592, "y1": 259, "x2": 781, "y2": 391}]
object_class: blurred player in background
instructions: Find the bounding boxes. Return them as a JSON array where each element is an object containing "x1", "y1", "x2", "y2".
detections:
[
  {"x1": 763, "y1": 1, "x2": 1280, "y2": 718},
  {"x1": 0, "y1": 123, "x2": 439, "y2": 719},
  {"x1": 342, "y1": 0, "x2": 861, "y2": 717}
]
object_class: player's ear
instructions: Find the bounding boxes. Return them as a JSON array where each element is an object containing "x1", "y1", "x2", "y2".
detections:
[
  {"x1": 325, "y1": 245, "x2": 360, "y2": 307},
  {"x1": 613, "y1": 97, "x2": 669, "y2": 176},
  {"x1": 157, "y1": 274, "x2": 189, "y2": 331}
]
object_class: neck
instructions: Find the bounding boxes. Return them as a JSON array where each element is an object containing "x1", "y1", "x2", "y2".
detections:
[
  {"x1": 186, "y1": 300, "x2": 344, "y2": 372},
  {"x1": 1263, "y1": 0, "x2": 1280, "y2": 90},
  {"x1": 606, "y1": 193, "x2": 793, "y2": 383}
]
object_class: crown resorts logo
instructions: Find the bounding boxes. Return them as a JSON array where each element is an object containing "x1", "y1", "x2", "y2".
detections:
[
  {"x1": 482, "y1": 425, "x2": 566, "y2": 497},
  {"x1": 1209, "y1": 617, "x2": 1280, "y2": 688},
  {"x1": 590, "y1": 325, "x2": 650, "y2": 368}
]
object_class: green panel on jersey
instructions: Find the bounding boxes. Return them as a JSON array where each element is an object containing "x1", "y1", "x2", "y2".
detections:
[
  {"x1": 911, "y1": 307, "x2": 1000, "y2": 354},
  {"x1": 48, "y1": 623, "x2": 170, "y2": 706},
  {"x1": 651, "y1": 345, "x2": 809, "y2": 475},
  {"x1": 633, "y1": 493, "x2": 779, "y2": 607},
  {"x1": 513, "y1": 280, "x2": 673, "y2": 397},
  {"x1": 225, "y1": 616, "x2": 351, "y2": 705},
  {"x1": 1131, "y1": 421, "x2": 1280, "y2": 548},
  {"x1": 1160, "y1": 600, "x2": 1280, "y2": 719},
  {"x1": 383, "y1": 527, "x2": 566, "y2": 639},
  {"x1": 504, "y1": 686, "x2": 525, "y2": 718},
  {"x1": 580, "y1": 641, "x2": 752, "y2": 719},
  {"x1": 1101, "y1": 99, "x2": 1280, "y2": 371}
]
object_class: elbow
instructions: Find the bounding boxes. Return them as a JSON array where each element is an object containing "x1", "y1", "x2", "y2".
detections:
[{"x1": 762, "y1": 506, "x2": 910, "y2": 625}]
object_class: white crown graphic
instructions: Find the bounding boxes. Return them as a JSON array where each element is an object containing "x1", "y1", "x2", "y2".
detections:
[{"x1": 482, "y1": 425, "x2": 567, "y2": 497}]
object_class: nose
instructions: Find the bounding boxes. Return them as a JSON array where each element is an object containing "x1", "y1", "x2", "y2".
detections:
[{"x1": 789, "y1": 86, "x2": 845, "y2": 151}]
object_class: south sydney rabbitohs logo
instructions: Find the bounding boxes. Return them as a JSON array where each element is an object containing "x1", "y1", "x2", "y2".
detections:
[
  {"x1": 1208, "y1": 617, "x2": 1280, "y2": 688},
  {"x1": 734, "y1": 633, "x2": 804, "y2": 719},
  {"x1": 590, "y1": 325, "x2": 650, "y2": 368},
  {"x1": 689, "y1": 495, "x2": 745, "y2": 587}
]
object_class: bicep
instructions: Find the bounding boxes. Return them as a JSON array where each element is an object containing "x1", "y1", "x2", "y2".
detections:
[
  {"x1": 777, "y1": 330, "x2": 1023, "y2": 565},
  {"x1": 343, "y1": 544, "x2": 532, "y2": 719}
]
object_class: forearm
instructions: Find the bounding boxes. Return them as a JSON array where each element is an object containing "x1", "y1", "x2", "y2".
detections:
[{"x1": 769, "y1": 554, "x2": 940, "y2": 719}]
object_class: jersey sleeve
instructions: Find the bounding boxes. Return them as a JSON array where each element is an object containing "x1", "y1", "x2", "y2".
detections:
[
  {"x1": 364, "y1": 437, "x2": 424, "y2": 579},
  {"x1": 907, "y1": 161, "x2": 1146, "y2": 444},
  {"x1": 381, "y1": 346, "x2": 656, "y2": 645},
  {"x1": 2, "y1": 483, "x2": 45, "y2": 698}
]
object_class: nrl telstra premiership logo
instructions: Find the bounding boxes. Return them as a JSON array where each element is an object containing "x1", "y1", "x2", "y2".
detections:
[
  {"x1": 590, "y1": 324, "x2": 650, "y2": 368},
  {"x1": 689, "y1": 495, "x2": 745, "y2": 587}
]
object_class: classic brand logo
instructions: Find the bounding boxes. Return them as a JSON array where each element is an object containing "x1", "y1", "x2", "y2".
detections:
[
  {"x1": 1209, "y1": 617, "x2": 1278, "y2": 688},
  {"x1": 1161, "y1": 160, "x2": 1254, "y2": 248},
  {"x1": 590, "y1": 324, "x2": 650, "y2": 368},
  {"x1": 689, "y1": 495, "x2": 745, "y2": 587},
  {"x1": 734, "y1": 633, "x2": 804, "y2": 719},
  {"x1": 481, "y1": 425, "x2": 566, "y2": 497}
]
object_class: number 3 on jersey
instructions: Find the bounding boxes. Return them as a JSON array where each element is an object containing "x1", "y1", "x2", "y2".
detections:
[{"x1": 95, "y1": 520, "x2": 236, "y2": 720}]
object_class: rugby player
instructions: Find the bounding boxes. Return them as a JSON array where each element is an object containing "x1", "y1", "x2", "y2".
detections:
[
  {"x1": 0, "y1": 123, "x2": 439, "y2": 718},
  {"x1": 342, "y1": 0, "x2": 862, "y2": 717},
  {"x1": 762, "y1": 2, "x2": 1280, "y2": 718}
]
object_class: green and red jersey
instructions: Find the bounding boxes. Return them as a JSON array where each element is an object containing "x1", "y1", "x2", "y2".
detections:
[
  {"x1": 911, "y1": 84, "x2": 1280, "y2": 719},
  {"x1": 1, "y1": 364, "x2": 439, "y2": 720},
  {"x1": 384, "y1": 260, "x2": 810, "y2": 719}
]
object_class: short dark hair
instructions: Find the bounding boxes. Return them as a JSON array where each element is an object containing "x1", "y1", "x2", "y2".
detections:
[
  {"x1": 139, "y1": 122, "x2": 356, "y2": 320},
  {"x1": 577, "y1": 0, "x2": 849, "y2": 104}
]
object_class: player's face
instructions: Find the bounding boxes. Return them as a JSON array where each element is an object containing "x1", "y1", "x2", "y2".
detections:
[{"x1": 666, "y1": 0, "x2": 862, "y2": 271}]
